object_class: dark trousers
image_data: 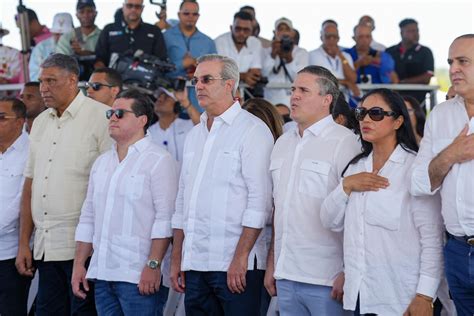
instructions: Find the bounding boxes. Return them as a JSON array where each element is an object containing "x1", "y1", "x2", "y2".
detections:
[
  {"x1": 444, "y1": 236, "x2": 474, "y2": 316},
  {"x1": 184, "y1": 270, "x2": 264, "y2": 316},
  {"x1": 0, "y1": 258, "x2": 32, "y2": 316},
  {"x1": 36, "y1": 259, "x2": 96, "y2": 316}
]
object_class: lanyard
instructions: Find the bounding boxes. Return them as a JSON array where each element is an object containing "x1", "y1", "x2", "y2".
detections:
[{"x1": 325, "y1": 55, "x2": 340, "y2": 73}]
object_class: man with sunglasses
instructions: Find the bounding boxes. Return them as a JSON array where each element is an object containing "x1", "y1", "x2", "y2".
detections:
[
  {"x1": 16, "y1": 53, "x2": 112, "y2": 315},
  {"x1": 215, "y1": 11, "x2": 264, "y2": 90},
  {"x1": 411, "y1": 34, "x2": 474, "y2": 315},
  {"x1": 0, "y1": 97, "x2": 32, "y2": 316},
  {"x1": 73, "y1": 89, "x2": 177, "y2": 316},
  {"x1": 164, "y1": 0, "x2": 216, "y2": 112},
  {"x1": 265, "y1": 66, "x2": 360, "y2": 315},
  {"x1": 86, "y1": 67, "x2": 123, "y2": 106},
  {"x1": 170, "y1": 54, "x2": 274, "y2": 315},
  {"x1": 94, "y1": 0, "x2": 167, "y2": 69}
]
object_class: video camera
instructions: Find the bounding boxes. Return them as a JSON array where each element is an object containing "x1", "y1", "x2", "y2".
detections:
[
  {"x1": 280, "y1": 36, "x2": 294, "y2": 53},
  {"x1": 110, "y1": 49, "x2": 176, "y2": 95}
]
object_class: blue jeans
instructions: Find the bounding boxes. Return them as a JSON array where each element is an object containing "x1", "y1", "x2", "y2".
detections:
[
  {"x1": 444, "y1": 236, "x2": 474, "y2": 316},
  {"x1": 184, "y1": 270, "x2": 265, "y2": 316},
  {"x1": 94, "y1": 280, "x2": 168, "y2": 316},
  {"x1": 36, "y1": 259, "x2": 96, "y2": 316},
  {"x1": 276, "y1": 279, "x2": 350, "y2": 316},
  {"x1": 0, "y1": 258, "x2": 32, "y2": 316}
]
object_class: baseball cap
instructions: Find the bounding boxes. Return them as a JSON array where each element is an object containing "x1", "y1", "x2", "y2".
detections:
[
  {"x1": 158, "y1": 87, "x2": 177, "y2": 101},
  {"x1": 50, "y1": 13, "x2": 74, "y2": 34},
  {"x1": 275, "y1": 17, "x2": 293, "y2": 30},
  {"x1": 77, "y1": 0, "x2": 96, "y2": 10}
]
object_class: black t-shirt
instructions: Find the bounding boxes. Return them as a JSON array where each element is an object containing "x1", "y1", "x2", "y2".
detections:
[
  {"x1": 95, "y1": 20, "x2": 167, "y2": 66},
  {"x1": 386, "y1": 43, "x2": 434, "y2": 80}
]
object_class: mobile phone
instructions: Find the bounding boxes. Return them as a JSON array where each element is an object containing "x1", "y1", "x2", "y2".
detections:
[{"x1": 174, "y1": 78, "x2": 186, "y2": 91}]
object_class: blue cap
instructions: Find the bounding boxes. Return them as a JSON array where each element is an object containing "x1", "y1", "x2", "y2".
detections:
[{"x1": 77, "y1": 0, "x2": 96, "y2": 10}]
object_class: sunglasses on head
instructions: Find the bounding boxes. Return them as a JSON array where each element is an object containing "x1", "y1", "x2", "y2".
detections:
[
  {"x1": 355, "y1": 107, "x2": 397, "y2": 121},
  {"x1": 105, "y1": 109, "x2": 136, "y2": 119},
  {"x1": 0, "y1": 112, "x2": 18, "y2": 121},
  {"x1": 191, "y1": 75, "x2": 225, "y2": 86},
  {"x1": 124, "y1": 3, "x2": 143, "y2": 10},
  {"x1": 86, "y1": 82, "x2": 114, "y2": 91},
  {"x1": 180, "y1": 11, "x2": 199, "y2": 17}
]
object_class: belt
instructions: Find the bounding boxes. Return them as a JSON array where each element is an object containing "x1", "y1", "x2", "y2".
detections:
[{"x1": 446, "y1": 232, "x2": 474, "y2": 246}]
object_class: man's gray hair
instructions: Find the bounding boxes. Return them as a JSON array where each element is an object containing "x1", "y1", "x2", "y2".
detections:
[
  {"x1": 196, "y1": 54, "x2": 240, "y2": 96},
  {"x1": 298, "y1": 65, "x2": 340, "y2": 108},
  {"x1": 40, "y1": 53, "x2": 80, "y2": 77}
]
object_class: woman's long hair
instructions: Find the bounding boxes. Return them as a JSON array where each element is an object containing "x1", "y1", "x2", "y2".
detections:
[
  {"x1": 242, "y1": 98, "x2": 284, "y2": 143},
  {"x1": 403, "y1": 95, "x2": 426, "y2": 138},
  {"x1": 342, "y1": 88, "x2": 419, "y2": 176}
]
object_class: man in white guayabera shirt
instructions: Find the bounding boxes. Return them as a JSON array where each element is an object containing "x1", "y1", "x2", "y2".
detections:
[
  {"x1": 265, "y1": 65, "x2": 360, "y2": 316},
  {"x1": 411, "y1": 34, "x2": 474, "y2": 316},
  {"x1": 72, "y1": 89, "x2": 178, "y2": 316},
  {"x1": 0, "y1": 97, "x2": 31, "y2": 316},
  {"x1": 170, "y1": 54, "x2": 274, "y2": 315}
]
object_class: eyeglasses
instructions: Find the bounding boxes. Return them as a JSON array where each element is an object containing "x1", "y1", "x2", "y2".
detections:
[
  {"x1": 355, "y1": 107, "x2": 397, "y2": 121},
  {"x1": 124, "y1": 3, "x2": 144, "y2": 10},
  {"x1": 191, "y1": 75, "x2": 225, "y2": 86},
  {"x1": 180, "y1": 11, "x2": 199, "y2": 17},
  {"x1": 86, "y1": 82, "x2": 114, "y2": 91},
  {"x1": 234, "y1": 26, "x2": 252, "y2": 34},
  {"x1": 105, "y1": 109, "x2": 136, "y2": 119},
  {"x1": 0, "y1": 112, "x2": 18, "y2": 121}
]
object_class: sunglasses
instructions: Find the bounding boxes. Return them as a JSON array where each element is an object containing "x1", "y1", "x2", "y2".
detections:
[
  {"x1": 355, "y1": 107, "x2": 397, "y2": 121},
  {"x1": 191, "y1": 75, "x2": 225, "y2": 86},
  {"x1": 105, "y1": 109, "x2": 136, "y2": 119},
  {"x1": 86, "y1": 82, "x2": 114, "y2": 91},
  {"x1": 0, "y1": 112, "x2": 18, "y2": 121},
  {"x1": 180, "y1": 11, "x2": 199, "y2": 17},
  {"x1": 124, "y1": 3, "x2": 143, "y2": 10}
]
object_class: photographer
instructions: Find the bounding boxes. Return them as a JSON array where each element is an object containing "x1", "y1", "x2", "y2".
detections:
[
  {"x1": 262, "y1": 17, "x2": 309, "y2": 107},
  {"x1": 94, "y1": 0, "x2": 167, "y2": 69}
]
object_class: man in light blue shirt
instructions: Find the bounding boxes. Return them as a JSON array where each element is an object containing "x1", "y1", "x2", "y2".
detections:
[{"x1": 163, "y1": 0, "x2": 216, "y2": 112}]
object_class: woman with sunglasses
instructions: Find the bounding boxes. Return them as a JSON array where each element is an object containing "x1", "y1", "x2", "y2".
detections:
[{"x1": 320, "y1": 88, "x2": 444, "y2": 315}]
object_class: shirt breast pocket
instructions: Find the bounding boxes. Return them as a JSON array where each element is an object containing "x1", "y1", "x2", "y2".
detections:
[
  {"x1": 298, "y1": 159, "x2": 331, "y2": 199},
  {"x1": 120, "y1": 174, "x2": 146, "y2": 200},
  {"x1": 270, "y1": 158, "x2": 284, "y2": 192},
  {"x1": 213, "y1": 150, "x2": 240, "y2": 182},
  {"x1": 365, "y1": 189, "x2": 404, "y2": 231}
]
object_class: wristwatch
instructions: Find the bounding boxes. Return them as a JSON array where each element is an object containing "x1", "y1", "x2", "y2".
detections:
[{"x1": 146, "y1": 259, "x2": 161, "y2": 270}]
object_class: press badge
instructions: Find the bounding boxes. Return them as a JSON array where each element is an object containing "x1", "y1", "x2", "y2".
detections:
[{"x1": 109, "y1": 31, "x2": 123, "y2": 37}]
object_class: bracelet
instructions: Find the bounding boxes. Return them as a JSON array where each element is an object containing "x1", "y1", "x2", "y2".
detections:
[{"x1": 416, "y1": 294, "x2": 434, "y2": 308}]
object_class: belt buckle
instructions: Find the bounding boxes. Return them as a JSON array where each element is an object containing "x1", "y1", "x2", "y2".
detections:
[{"x1": 467, "y1": 237, "x2": 474, "y2": 246}]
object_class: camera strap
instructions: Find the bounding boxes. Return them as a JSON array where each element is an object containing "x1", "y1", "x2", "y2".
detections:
[{"x1": 273, "y1": 59, "x2": 293, "y2": 83}]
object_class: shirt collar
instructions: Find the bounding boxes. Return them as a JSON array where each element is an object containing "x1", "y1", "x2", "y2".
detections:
[
  {"x1": 295, "y1": 115, "x2": 334, "y2": 137},
  {"x1": 8, "y1": 130, "x2": 29, "y2": 152},
  {"x1": 48, "y1": 91, "x2": 84, "y2": 118},
  {"x1": 365, "y1": 144, "x2": 408, "y2": 171},
  {"x1": 112, "y1": 136, "x2": 150, "y2": 155},
  {"x1": 200, "y1": 101, "x2": 242, "y2": 126}
]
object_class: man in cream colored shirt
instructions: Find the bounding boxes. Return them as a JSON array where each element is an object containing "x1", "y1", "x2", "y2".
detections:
[
  {"x1": 170, "y1": 54, "x2": 274, "y2": 315},
  {"x1": 16, "y1": 53, "x2": 112, "y2": 315},
  {"x1": 265, "y1": 65, "x2": 360, "y2": 315}
]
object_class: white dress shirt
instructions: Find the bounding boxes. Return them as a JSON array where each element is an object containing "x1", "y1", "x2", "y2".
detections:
[
  {"x1": 215, "y1": 32, "x2": 263, "y2": 72},
  {"x1": 271, "y1": 116, "x2": 360, "y2": 286},
  {"x1": 262, "y1": 46, "x2": 309, "y2": 107},
  {"x1": 309, "y1": 46, "x2": 355, "y2": 80},
  {"x1": 148, "y1": 118, "x2": 194, "y2": 164},
  {"x1": 75, "y1": 137, "x2": 178, "y2": 285},
  {"x1": 321, "y1": 145, "x2": 444, "y2": 315},
  {"x1": 411, "y1": 96, "x2": 474, "y2": 237},
  {"x1": 172, "y1": 102, "x2": 274, "y2": 272},
  {"x1": 0, "y1": 132, "x2": 29, "y2": 260}
]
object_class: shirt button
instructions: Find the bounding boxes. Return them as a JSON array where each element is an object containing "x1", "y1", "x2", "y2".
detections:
[
  {"x1": 53, "y1": 142, "x2": 56, "y2": 145},
  {"x1": 42, "y1": 195, "x2": 46, "y2": 198},
  {"x1": 45, "y1": 230, "x2": 49, "y2": 233},
  {"x1": 57, "y1": 126, "x2": 61, "y2": 129},
  {"x1": 45, "y1": 176, "x2": 48, "y2": 179},
  {"x1": 48, "y1": 159, "x2": 52, "y2": 162},
  {"x1": 44, "y1": 212, "x2": 47, "y2": 215}
]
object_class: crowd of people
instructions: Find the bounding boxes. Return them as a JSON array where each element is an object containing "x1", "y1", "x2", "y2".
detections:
[{"x1": 0, "y1": 1, "x2": 473, "y2": 316}]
